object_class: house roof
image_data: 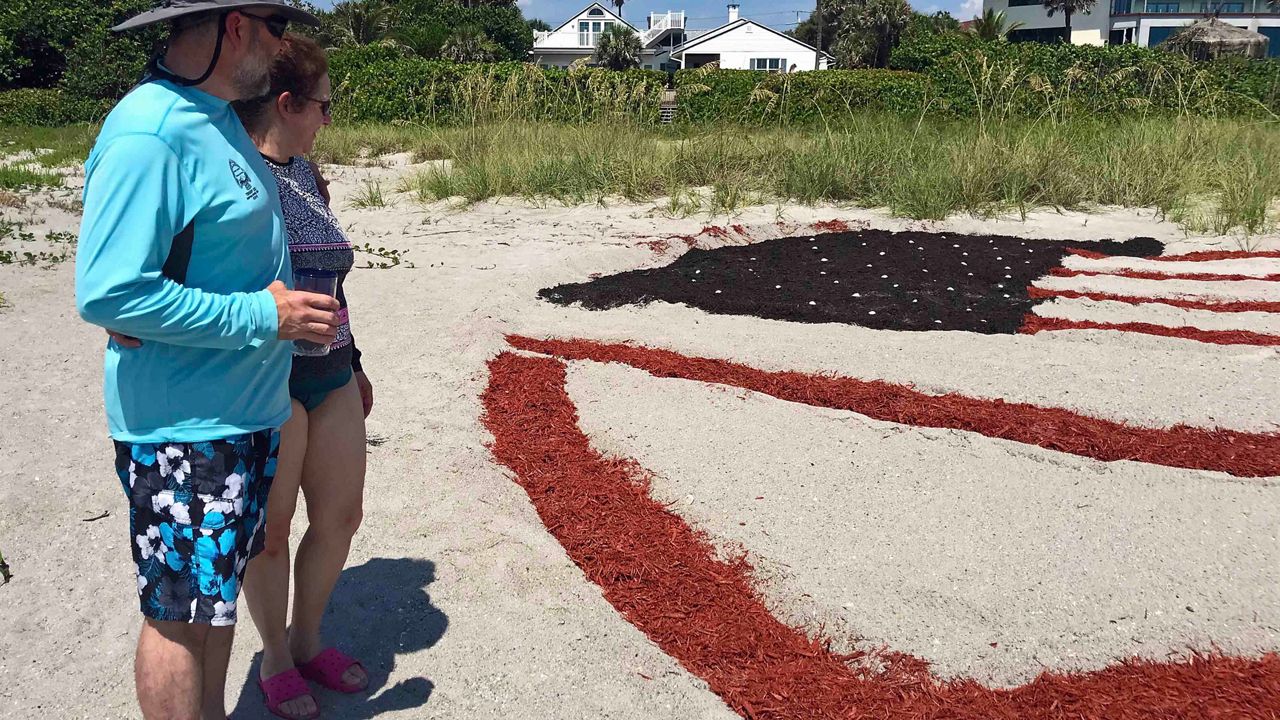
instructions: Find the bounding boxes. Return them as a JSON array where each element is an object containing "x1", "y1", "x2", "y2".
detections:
[
  {"x1": 669, "y1": 18, "x2": 833, "y2": 58},
  {"x1": 544, "y1": 2, "x2": 637, "y2": 36}
]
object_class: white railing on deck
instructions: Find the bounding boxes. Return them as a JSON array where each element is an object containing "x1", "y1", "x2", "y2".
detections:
[{"x1": 641, "y1": 11, "x2": 686, "y2": 44}]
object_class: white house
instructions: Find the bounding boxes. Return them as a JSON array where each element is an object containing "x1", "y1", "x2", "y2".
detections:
[
  {"x1": 668, "y1": 6, "x2": 833, "y2": 70},
  {"x1": 531, "y1": 3, "x2": 832, "y2": 71},
  {"x1": 984, "y1": 0, "x2": 1279, "y2": 53},
  {"x1": 531, "y1": 3, "x2": 681, "y2": 70}
]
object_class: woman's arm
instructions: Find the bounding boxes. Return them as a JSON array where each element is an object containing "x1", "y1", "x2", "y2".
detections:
[{"x1": 307, "y1": 160, "x2": 331, "y2": 207}]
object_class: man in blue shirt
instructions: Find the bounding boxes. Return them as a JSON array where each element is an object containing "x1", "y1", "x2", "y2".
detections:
[{"x1": 75, "y1": 3, "x2": 335, "y2": 718}]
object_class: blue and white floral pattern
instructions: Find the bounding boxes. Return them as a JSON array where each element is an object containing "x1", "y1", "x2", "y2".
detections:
[{"x1": 114, "y1": 430, "x2": 279, "y2": 626}]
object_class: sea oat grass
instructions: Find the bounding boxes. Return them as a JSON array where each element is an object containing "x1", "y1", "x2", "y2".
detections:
[{"x1": 394, "y1": 117, "x2": 1278, "y2": 233}]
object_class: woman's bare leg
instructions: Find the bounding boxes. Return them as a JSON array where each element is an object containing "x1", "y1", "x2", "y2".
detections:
[
  {"x1": 289, "y1": 377, "x2": 368, "y2": 688},
  {"x1": 242, "y1": 400, "x2": 317, "y2": 718}
]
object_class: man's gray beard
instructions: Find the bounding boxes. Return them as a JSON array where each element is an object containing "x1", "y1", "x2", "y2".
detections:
[{"x1": 231, "y1": 39, "x2": 273, "y2": 99}]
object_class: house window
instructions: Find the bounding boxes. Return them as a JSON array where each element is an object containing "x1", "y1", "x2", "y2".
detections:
[
  {"x1": 579, "y1": 20, "x2": 614, "y2": 45},
  {"x1": 588, "y1": 7, "x2": 604, "y2": 15},
  {"x1": 1108, "y1": 27, "x2": 1136, "y2": 43},
  {"x1": 1200, "y1": 1, "x2": 1243, "y2": 10},
  {"x1": 1146, "y1": 25, "x2": 1178, "y2": 44},
  {"x1": 751, "y1": 58, "x2": 786, "y2": 72},
  {"x1": 1147, "y1": 1, "x2": 1180, "y2": 11},
  {"x1": 1260, "y1": 27, "x2": 1280, "y2": 57}
]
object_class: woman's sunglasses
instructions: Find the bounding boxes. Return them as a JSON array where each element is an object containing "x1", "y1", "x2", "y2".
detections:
[
  {"x1": 303, "y1": 96, "x2": 332, "y2": 117},
  {"x1": 238, "y1": 11, "x2": 290, "y2": 39}
]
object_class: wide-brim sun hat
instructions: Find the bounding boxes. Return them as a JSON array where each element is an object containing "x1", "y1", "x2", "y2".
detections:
[{"x1": 112, "y1": 0, "x2": 322, "y2": 33}]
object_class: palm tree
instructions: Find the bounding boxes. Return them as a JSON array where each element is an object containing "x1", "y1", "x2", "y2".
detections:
[
  {"x1": 967, "y1": 8, "x2": 1023, "y2": 41},
  {"x1": 442, "y1": 25, "x2": 500, "y2": 62},
  {"x1": 593, "y1": 25, "x2": 641, "y2": 70},
  {"x1": 1041, "y1": 0, "x2": 1097, "y2": 42},
  {"x1": 613, "y1": 0, "x2": 625, "y2": 19},
  {"x1": 839, "y1": 0, "x2": 912, "y2": 69},
  {"x1": 317, "y1": 0, "x2": 398, "y2": 47}
]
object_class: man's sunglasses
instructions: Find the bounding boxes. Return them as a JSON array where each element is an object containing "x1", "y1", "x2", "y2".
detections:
[{"x1": 237, "y1": 11, "x2": 290, "y2": 39}]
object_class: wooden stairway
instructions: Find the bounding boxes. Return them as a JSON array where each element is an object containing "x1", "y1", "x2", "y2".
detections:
[{"x1": 660, "y1": 89, "x2": 677, "y2": 124}]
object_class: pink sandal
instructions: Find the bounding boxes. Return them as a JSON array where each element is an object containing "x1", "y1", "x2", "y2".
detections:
[
  {"x1": 259, "y1": 668, "x2": 318, "y2": 720},
  {"x1": 298, "y1": 647, "x2": 369, "y2": 694}
]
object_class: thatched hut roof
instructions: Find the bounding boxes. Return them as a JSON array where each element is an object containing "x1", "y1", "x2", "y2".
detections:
[{"x1": 1161, "y1": 17, "x2": 1270, "y2": 60}]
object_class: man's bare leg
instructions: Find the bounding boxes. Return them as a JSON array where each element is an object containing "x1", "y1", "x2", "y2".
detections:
[
  {"x1": 136, "y1": 619, "x2": 209, "y2": 720},
  {"x1": 200, "y1": 626, "x2": 235, "y2": 720}
]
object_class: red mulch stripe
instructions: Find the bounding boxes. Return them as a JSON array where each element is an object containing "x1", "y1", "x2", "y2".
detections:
[
  {"x1": 1064, "y1": 248, "x2": 1114, "y2": 260},
  {"x1": 1020, "y1": 314, "x2": 1280, "y2": 348},
  {"x1": 1027, "y1": 286, "x2": 1280, "y2": 313},
  {"x1": 1068, "y1": 248, "x2": 1280, "y2": 262},
  {"x1": 1050, "y1": 267, "x2": 1280, "y2": 282},
  {"x1": 810, "y1": 219, "x2": 858, "y2": 233},
  {"x1": 506, "y1": 335, "x2": 1280, "y2": 478},
  {"x1": 482, "y1": 349, "x2": 1280, "y2": 720},
  {"x1": 1154, "y1": 250, "x2": 1280, "y2": 262}
]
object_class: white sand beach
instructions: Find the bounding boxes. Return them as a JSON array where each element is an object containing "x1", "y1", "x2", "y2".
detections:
[{"x1": 1, "y1": 159, "x2": 1277, "y2": 718}]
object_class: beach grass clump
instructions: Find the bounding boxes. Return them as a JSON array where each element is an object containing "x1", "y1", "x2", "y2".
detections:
[
  {"x1": 1, "y1": 124, "x2": 96, "y2": 167},
  {"x1": 386, "y1": 116, "x2": 1278, "y2": 234},
  {"x1": 350, "y1": 179, "x2": 389, "y2": 208},
  {"x1": 0, "y1": 164, "x2": 63, "y2": 190}
]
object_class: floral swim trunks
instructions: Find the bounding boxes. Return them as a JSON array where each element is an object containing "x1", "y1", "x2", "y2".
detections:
[{"x1": 114, "y1": 430, "x2": 279, "y2": 626}]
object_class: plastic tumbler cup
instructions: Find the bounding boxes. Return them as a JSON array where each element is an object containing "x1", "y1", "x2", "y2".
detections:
[{"x1": 293, "y1": 268, "x2": 339, "y2": 357}]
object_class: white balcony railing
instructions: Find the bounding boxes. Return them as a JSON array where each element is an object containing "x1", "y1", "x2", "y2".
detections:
[
  {"x1": 1111, "y1": 0, "x2": 1280, "y2": 12},
  {"x1": 642, "y1": 11, "x2": 686, "y2": 44}
]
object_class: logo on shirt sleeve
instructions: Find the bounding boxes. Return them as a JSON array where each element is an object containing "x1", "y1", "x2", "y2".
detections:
[{"x1": 228, "y1": 160, "x2": 260, "y2": 201}]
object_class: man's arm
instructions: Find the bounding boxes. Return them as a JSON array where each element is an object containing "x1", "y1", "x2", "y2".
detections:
[{"x1": 76, "y1": 134, "x2": 281, "y2": 349}]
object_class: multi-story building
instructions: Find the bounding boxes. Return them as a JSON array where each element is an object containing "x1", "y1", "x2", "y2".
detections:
[{"x1": 986, "y1": 0, "x2": 1279, "y2": 54}]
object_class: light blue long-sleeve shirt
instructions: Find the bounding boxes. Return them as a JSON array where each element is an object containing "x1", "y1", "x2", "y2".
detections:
[{"x1": 76, "y1": 79, "x2": 292, "y2": 443}]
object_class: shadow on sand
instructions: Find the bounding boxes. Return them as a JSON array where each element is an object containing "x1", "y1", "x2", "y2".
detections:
[{"x1": 231, "y1": 557, "x2": 446, "y2": 718}]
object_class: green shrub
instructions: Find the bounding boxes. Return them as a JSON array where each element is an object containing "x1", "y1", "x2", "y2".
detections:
[
  {"x1": 327, "y1": 51, "x2": 928, "y2": 127},
  {"x1": 0, "y1": 88, "x2": 110, "y2": 126},
  {"x1": 58, "y1": 23, "x2": 158, "y2": 101},
  {"x1": 0, "y1": 0, "x2": 151, "y2": 90},
  {"x1": 327, "y1": 43, "x2": 414, "y2": 80},
  {"x1": 889, "y1": 30, "x2": 976, "y2": 73},
  {"x1": 674, "y1": 67, "x2": 929, "y2": 123},
  {"x1": 327, "y1": 53, "x2": 667, "y2": 124}
]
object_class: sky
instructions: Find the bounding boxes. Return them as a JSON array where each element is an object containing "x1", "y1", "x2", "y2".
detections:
[{"x1": 308, "y1": 0, "x2": 983, "y2": 33}]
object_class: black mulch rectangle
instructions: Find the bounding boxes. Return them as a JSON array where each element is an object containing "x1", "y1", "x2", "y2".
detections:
[{"x1": 538, "y1": 230, "x2": 1164, "y2": 334}]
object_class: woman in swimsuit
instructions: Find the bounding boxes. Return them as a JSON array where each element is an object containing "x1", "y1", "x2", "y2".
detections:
[{"x1": 235, "y1": 33, "x2": 372, "y2": 720}]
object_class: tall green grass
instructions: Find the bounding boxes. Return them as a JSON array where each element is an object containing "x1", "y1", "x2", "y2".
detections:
[
  {"x1": 321, "y1": 116, "x2": 1279, "y2": 234},
  {"x1": 0, "y1": 164, "x2": 63, "y2": 190},
  {"x1": 0, "y1": 124, "x2": 96, "y2": 191},
  {"x1": 1, "y1": 125, "x2": 97, "y2": 167}
]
